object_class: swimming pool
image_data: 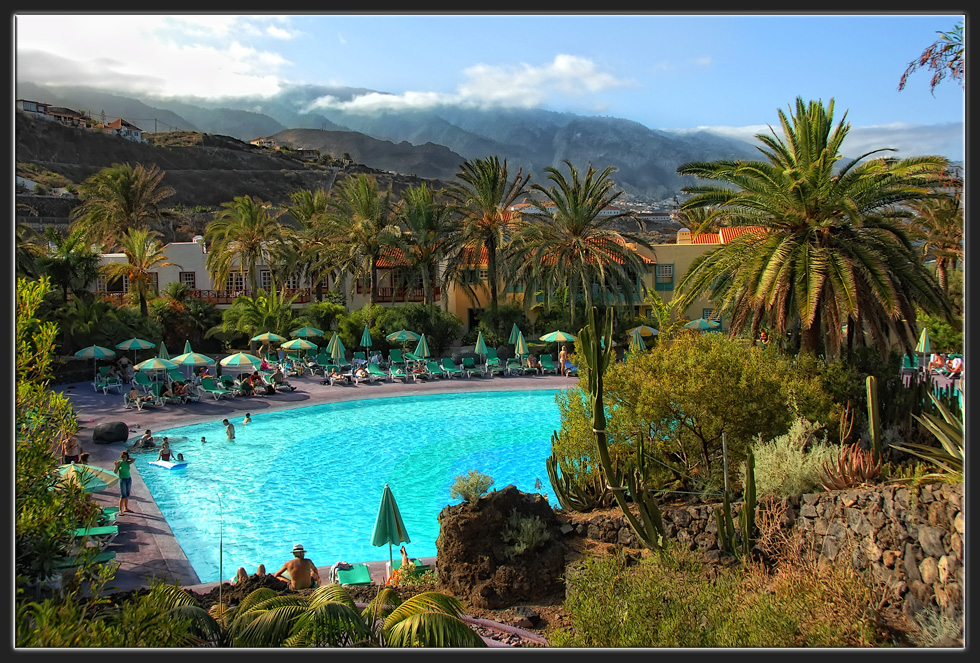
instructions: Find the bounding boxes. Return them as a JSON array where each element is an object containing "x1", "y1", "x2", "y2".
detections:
[{"x1": 142, "y1": 389, "x2": 564, "y2": 583}]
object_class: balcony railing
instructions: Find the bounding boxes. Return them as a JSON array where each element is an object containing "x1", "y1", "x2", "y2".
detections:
[
  {"x1": 97, "y1": 288, "x2": 313, "y2": 306},
  {"x1": 373, "y1": 286, "x2": 440, "y2": 303}
]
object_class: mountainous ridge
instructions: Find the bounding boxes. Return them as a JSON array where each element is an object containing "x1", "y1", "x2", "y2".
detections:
[{"x1": 16, "y1": 81, "x2": 767, "y2": 199}]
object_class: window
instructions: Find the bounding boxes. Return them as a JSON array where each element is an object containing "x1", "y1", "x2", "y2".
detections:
[
  {"x1": 179, "y1": 272, "x2": 196, "y2": 289},
  {"x1": 478, "y1": 268, "x2": 488, "y2": 281},
  {"x1": 97, "y1": 275, "x2": 126, "y2": 293},
  {"x1": 655, "y1": 264, "x2": 674, "y2": 291},
  {"x1": 226, "y1": 272, "x2": 247, "y2": 291},
  {"x1": 259, "y1": 270, "x2": 273, "y2": 291}
]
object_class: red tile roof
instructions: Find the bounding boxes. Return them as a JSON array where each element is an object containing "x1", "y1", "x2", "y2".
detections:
[{"x1": 719, "y1": 226, "x2": 767, "y2": 243}]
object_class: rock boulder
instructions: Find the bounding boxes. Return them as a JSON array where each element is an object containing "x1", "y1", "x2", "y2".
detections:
[
  {"x1": 436, "y1": 485, "x2": 567, "y2": 609},
  {"x1": 92, "y1": 421, "x2": 129, "y2": 444}
]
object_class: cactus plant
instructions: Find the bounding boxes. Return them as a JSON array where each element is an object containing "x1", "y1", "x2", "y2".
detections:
[
  {"x1": 576, "y1": 306, "x2": 666, "y2": 549},
  {"x1": 866, "y1": 375, "x2": 881, "y2": 464},
  {"x1": 546, "y1": 444, "x2": 609, "y2": 512},
  {"x1": 714, "y1": 447, "x2": 757, "y2": 559},
  {"x1": 819, "y1": 442, "x2": 883, "y2": 491}
]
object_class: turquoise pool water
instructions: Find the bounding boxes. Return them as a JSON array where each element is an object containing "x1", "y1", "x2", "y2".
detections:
[{"x1": 142, "y1": 389, "x2": 563, "y2": 583}]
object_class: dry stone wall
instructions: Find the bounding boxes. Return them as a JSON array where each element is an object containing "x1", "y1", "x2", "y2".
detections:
[{"x1": 567, "y1": 482, "x2": 964, "y2": 618}]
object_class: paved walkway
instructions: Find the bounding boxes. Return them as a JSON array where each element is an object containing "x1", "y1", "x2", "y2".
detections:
[{"x1": 56, "y1": 369, "x2": 575, "y2": 595}]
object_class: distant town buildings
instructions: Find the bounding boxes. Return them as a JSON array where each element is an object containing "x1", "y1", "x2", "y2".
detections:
[{"x1": 16, "y1": 98, "x2": 144, "y2": 142}]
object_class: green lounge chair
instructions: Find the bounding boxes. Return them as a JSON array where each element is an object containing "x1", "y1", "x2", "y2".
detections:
[
  {"x1": 200, "y1": 377, "x2": 233, "y2": 400},
  {"x1": 151, "y1": 381, "x2": 181, "y2": 405},
  {"x1": 461, "y1": 356, "x2": 484, "y2": 378},
  {"x1": 352, "y1": 351, "x2": 367, "y2": 363},
  {"x1": 390, "y1": 365, "x2": 414, "y2": 383},
  {"x1": 387, "y1": 557, "x2": 430, "y2": 577},
  {"x1": 506, "y1": 356, "x2": 531, "y2": 376},
  {"x1": 389, "y1": 349, "x2": 406, "y2": 371},
  {"x1": 484, "y1": 348, "x2": 505, "y2": 376},
  {"x1": 124, "y1": 389, "x2": 158, "y2": 410},
  {"x1": 73, "y1": 524, "x2": 119, "y2": 550},
  {"x1": 425, "y1": 360, "x2": 449, "y2": 378},
  {"x1": 539, "y1": 354, "x2": 559, "y2": 375},
  {"x1": 440, "y1": 357, "x2": 466, "y2": 378},
  {"x1": 167, "y1": 368, "x2": 186, "y2": 383},
  {"x1": 132, "y1": 371, "x2": 155, "y2": 394},
  {"x1": 94, "y1": 366, "x2": 124, "y2": 394},
  {"x1": 334, "y1": 563, "x2": 374, "y2": 586},
  {"x1": 54, "y1": 549, "x2": 116, "y2": 569},
  {"x1": 367, "y1": 362, "x2": 391, "y2": 382}
]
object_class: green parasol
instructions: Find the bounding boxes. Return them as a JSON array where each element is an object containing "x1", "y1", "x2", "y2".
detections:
[
  {"x1": 515, "y1": 330, "x2": 529, "y2": 358},
  {"x1": 508, "y1": 322, "x2": 521, "y2": 345},
  {"x1": 370, "y1": 483, "x2": 411, "y2": 581},
  {"x1": 539, "y1": 330, "x2": 577, "y2": 343},
  {"x1": 474, "y1": 330, "x2": 488, "y2": 358},
  {"x1": 291, "y1": 326, "x2": 325, "y2": 339},
  {"x1": 684, "y1": 318, "x2": 720, "y2": 332},
  {"x1": 360, "y1": 324, "x2": 373, "y2": 349}
]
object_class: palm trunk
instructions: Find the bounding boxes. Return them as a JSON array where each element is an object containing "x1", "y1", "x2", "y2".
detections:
[
  {"x1": 487, "y1": 239, "x2": 498, "y2": 313},
  {"x1": 368, "y1": 260, "x2": 377, "y2": 306},
  {"x1": 937, "y1": 261, "x2": 948, "y2": 292}
]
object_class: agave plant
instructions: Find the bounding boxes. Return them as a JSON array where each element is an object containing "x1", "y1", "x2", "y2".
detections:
[
  {"x1": 819, "y1": 442, "x2": 883, "y2": 491},
  {"x1": 889, "y1": 391, "x2": 964, "y2": 478}
]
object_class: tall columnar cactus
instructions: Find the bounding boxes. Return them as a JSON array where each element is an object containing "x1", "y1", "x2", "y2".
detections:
[
  {"x1": 578, "y1": 306, "x2": 666, "y2": 549},
  {"x1": 866, "y1": 375, "x2": 881, "y2": 464}
]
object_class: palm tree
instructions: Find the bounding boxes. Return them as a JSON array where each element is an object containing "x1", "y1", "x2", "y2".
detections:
[
  {"x1": 207, "y1": 287, "x2": 299, "y2": 351},
  {"x1": 393, "y1": 183, "x2": 462, "y2": 308},
  {"x1": 34, "y1": 226, "x2": 102, "y2": 304},
  {"x1": 904, "y1": 183, "x2": 963, "y2": 293},
  {"x1": 674, "y1": 97, "x2": 952, "y2": 358},
  {"x1": 445, "y1": 156, "x2": 530, "y2": 315},
  {"x1": 286, "y1": 188, "x2": 335, "y2": 302},
  {"x1": 204, "y1": 195, "x2": 285, "y2": 295},
  {"x1": 69, "y1": 162, "x2": 176, "y2": 250},
  {"x1": 511, "y1": 161, "x2": 652, "y2": 327},
  {"x1": 102, "y1": 228, "x2": 179, "y2": 316},
  {"x1": 324, "y1": 174, "x2": 401, "y2": 305}
]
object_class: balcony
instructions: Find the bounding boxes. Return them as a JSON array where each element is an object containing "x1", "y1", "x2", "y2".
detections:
[{"x1": 369, "y1": 286, "x2": 441, "y2": 303}]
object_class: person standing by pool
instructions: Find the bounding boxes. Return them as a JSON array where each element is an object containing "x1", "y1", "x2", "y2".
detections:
[
  {"x1": 114, "y1": 450, "x2": 135, "y2": 513},
  {"x1": 61, "y1": 433, "x2": 82, "y2": 464},
  {"x1": 274, "y1": 543, "x2": 320, "y2": 590},
  {"x1": 223, "y1": 418, "x2": 236, "y2": 441},
  {"x1": 558, "y1": 345, "x2": 569, "y2": 376}
]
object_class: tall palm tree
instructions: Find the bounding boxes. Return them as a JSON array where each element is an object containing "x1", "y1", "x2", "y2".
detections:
[
  {"x1": 204, "y1": 195, "x2": 285, "y2": 295},
  {"x1": 394, "y1": 183, "x2": 462, "y2": 308},
  {"x1": 69, "y1": 162, "x2": 176, "y2": 250},
  {"x1": 904, "y1": 183, "x2": 963, "y2": 293},
  {"x1": 324, "y1": 174, "x2": 401, "y2": 305},
  {"x1": 102, "y1": 228, "x2": 178, "y2": 316},
  {"x1": 286, "y1": 188, "x2": 335, "y2": 302},
  {"x1": 511, "y1": 161, "x2": 652, "y2": 327},
  {"x1": 674, "y1": 97, "x2": 952, "y2": 358},
  {"x1": 445, "y1": 156, "x2": 530, "y2": 315}
]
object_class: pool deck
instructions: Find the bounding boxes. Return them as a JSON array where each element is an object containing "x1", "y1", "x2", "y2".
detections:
[{"x1": 56, "y1": 369, "x2": 575, "y2": 595}]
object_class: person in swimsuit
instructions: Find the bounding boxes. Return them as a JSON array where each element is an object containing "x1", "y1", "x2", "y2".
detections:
[
  {"x1": 114, "y1": 450, "x2": 136, "y2": 513},
  {"x1": 243, "y1": 413, "x2": 252, "y2": 425},
  {"x1": 274, "y1": 544, "x2": 320, "y2": 590},
  {"x1": 61, "y1": 434, "x2": 82, "y2": 464},
  {"x1": 223, "y1": 418, "x2": 236, "y2": 441},
  {"x1": 157, "y1": 438, "x2": 174, "y2": 462}
]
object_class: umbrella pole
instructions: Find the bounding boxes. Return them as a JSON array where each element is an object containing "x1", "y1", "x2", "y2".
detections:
[{"x1": 389, "y1": 543, "x2": 394, "y2": 584}]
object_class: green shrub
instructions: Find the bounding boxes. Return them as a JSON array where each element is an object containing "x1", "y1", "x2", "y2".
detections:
[
  {"x1": 449, "y1": 469, "x2": 494, "y2": 504},
  {"x1": 501, "y1": 510, "x2": 551, "y2": 559},
  {"x1": 550, "y1": 548, "x2": 887, "y2": 647},
  {"x1": 749, "y1": 417, "x2": 840, "y2": 500}
]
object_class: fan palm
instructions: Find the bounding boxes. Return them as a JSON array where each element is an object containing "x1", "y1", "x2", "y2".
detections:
[
  {"x1": 512, "y1": 161, "x2": 652, "y2": 327},
  {"x1": 102, "y1": 228, "x2": 179, "y2": 317},
  {"x1": 69, "y1": 162, "x2": 176, "y2": 250},
  {"x1": 674, "y1": 97, "x2": 952, "y2": 358},
  {"x1": 222, "y1": 584, "x2": 484, "y2": 647},
  {"x1": 207, "y1": 287, "x2": 299, "y2": 350},
  {"x1": 324, "y1": 174, "x2": 402, "y2": 305},
  {"x1": 445, "y1": 156, "x2": 530, "y2": 314},
  {"x1": 204, "y1": 195, "x2": 285, "y2": 295},
  {"x1": 393, "y1": 183, "x2": 463, "y2": 308}
]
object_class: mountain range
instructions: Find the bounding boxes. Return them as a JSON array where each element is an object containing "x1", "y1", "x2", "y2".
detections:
[{"x1": 15, "y1": 81, "x2": 765, "y2": 200}]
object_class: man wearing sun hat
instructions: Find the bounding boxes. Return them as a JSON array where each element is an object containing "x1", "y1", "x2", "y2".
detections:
[{"x1": 273, "y1": 543, "x2": 320, "y2": 590}]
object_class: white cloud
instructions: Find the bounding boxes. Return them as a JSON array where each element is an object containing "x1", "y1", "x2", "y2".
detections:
[
  {"x1": 306, "y1": 54, "x2": 634, "y2": 113},
  {"x1": 692, "y1": 56, "x2": 712, "y2": 67}
]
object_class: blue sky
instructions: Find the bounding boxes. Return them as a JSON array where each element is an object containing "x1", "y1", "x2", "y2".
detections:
[{"x1": 14, "y1": 13, "x2": 965, "y2": 160}]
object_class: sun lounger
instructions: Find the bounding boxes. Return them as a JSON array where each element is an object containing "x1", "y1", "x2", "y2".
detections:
[
  {"x1": 124, "y1": 390, "x2": 157, "y2": 410},
  {"x1": 425, "y1": 360, "x2": 449, "y2": 378},
  {"x1": 151, "y1": 382, "x2": 181, "y2": 405},
  {"x1": 367, "y1": 362, "x2": 391, "y2": 382},
  {"x1": 132, "y1": 372, "x2": 156, "y2": 394},
  {"x1": 94, "y1": 366, "x2": 124, "y2": 394},
  {"x1": 484, "y1": 349, "x2": 505, "y2": 377},
  {"x1": 390, "y1": 365, "x2": 414, "y2": 383},
  {"x1": 200, "y1": 377, "x2": 233, "y2": 400},
  {"x1": 334, "y1": 563, "x2": 374, "y2": 586},
  {"x1": 539, "y1": 354, "x2": 559, "y2": 375},
  {"x1": 54, "y1": 549, "x2": 117, "y2": 570},
  {"x1": 562, "y1": 360, "x2": 579, "y2": 377},
  {"x1": 506, "y1": 356, "x2": 532, "y2": 376},
  {"x1": 385, "y1": 557, "x2": 431, "y2": 579},
  {"x1": 461, "y1": 356, "x2": 484, "y2": 378},
  {"x1": 73, "y1": 524, "x2": 119, "y2": 550},
  {"x1": 388, "y1": 349, "x2": 406, "y2": 371},
  {"x1": 440, "y1": 357, "x2": 466, "y2": 378}
]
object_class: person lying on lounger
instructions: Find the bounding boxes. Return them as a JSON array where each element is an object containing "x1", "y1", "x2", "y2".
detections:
[
  {"x1": 274, "y1": 543, "x2": 319, "y2": 590},
  {"x1": 322, "y1": 367, "x2": 348, "y2": 384}
]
